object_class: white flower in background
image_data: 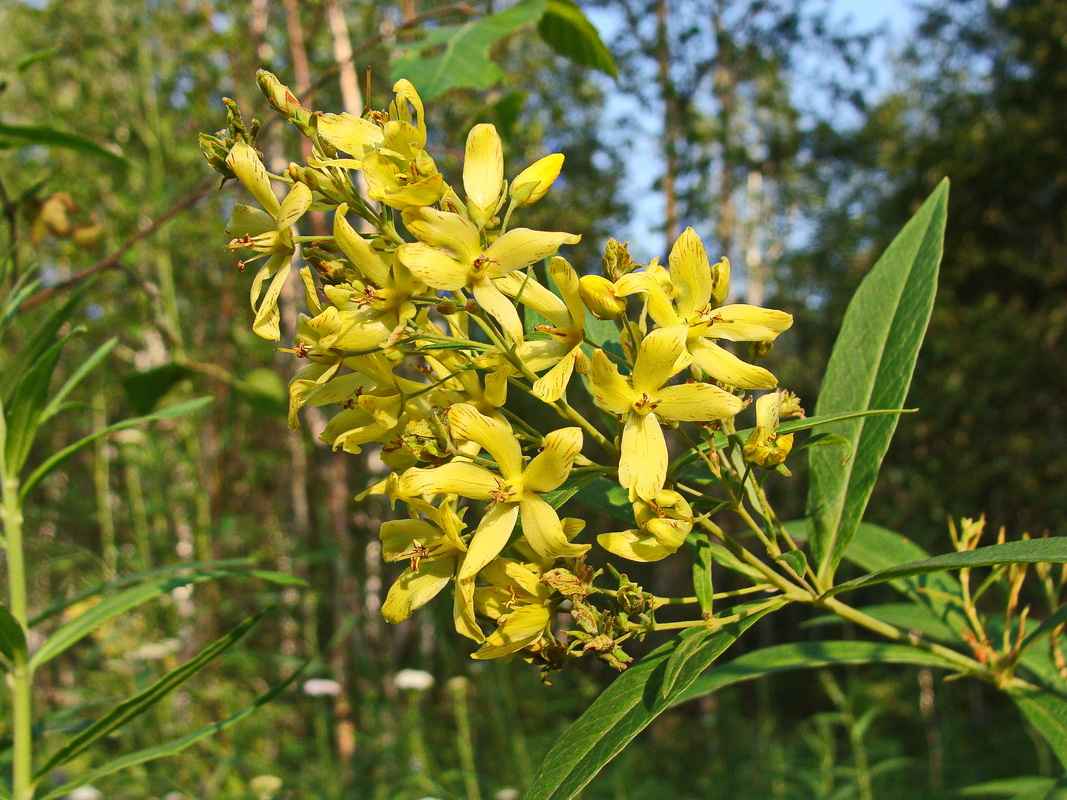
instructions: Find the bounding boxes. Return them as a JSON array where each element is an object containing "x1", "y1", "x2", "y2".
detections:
[
  {"x1": 250, "y1": 775, "x2": 283, "y2": 799},
  {"x1": 302, "y1": 678, "x2": 343, "y2": 697},
  {"x1": 394, "y1": 668, "x2": 435, "y2": 691},
  {"x1": 495, "y1": 790, "x2": 520, "y2": 800},
  {"x1": 68, "y1": 787, "x2": 103, "y2": 800}
]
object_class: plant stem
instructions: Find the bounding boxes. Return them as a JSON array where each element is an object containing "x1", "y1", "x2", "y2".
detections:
[{"x1": 2, "y1": 473, "x2": 34, "y2": 800}]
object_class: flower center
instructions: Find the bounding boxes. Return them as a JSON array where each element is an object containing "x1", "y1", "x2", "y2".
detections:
[{"x1": 631, "y1": 392, "x2": 660, "y2": 416}]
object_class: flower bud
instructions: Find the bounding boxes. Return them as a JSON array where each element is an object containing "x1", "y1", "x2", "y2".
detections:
[
  {"x1": 256, "y1": 69, "x2": 315, "y2": 137},
  {"x1": 579, "y1": 274, "x2": 626, "y2": 319},
  {"x1": 511, "y1": 153, "x2": 564, "y2": 205},
  {"x1": 602, "y1": 238, "x2": 637, "y2": 281}
]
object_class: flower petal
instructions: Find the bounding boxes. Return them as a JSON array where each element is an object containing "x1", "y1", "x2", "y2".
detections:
[
  {"x1": 402, "y1": 206, "x2": 480, "y2": 261},
  {"x1": 381, "y1": 557, "x2": 455, "y2": 623},
  {"x1": 523, "y1": 427, "x2": 583, "y2": 493},
  {"x1": 549, "y1": 256, "x2": 586, "y2": 328},
  {"x1": 669, "y1": 227, "x2": 713, "y2": 318},
  {"x1": 631, "y1": 325, "x2": 687, "y2": 394},
  {"x1": 277, "y1": 183, "x2": 313, "y2": 230},
  {"x1": 464, "y1": 123, "x2": 504, "y2": 220},
  {"x1": 226, "y1": 141, "x2": 281, "y2": 218},
  {"x1": 707, "y1": 304, "x2": 794, "y2": 342},
  {"x1": 620, "y1": 412, "x2": 668, "y2": 501},
  {"x1": 589, "y1": 349, "x2": 633, "y2": 414},
  {"x1": 690, "y1": 339, "x2": 779, "y2": 389},
  {"x1": 447, "y1": 403, "x2": 524, "y2": 479},
  {"x1": 396, "y1": 243, "x2": 468, "y2": 291},
  {"x1": 454, "y1": 576, "x2": 484, "y2": 642},
  {"x1": 597, "y1": 530, "x2": 675, "y2": 562},
  {"x1": 532, "y1": 347, "x2": 579, "y2": 402},
  {"x1": 494, "y1": 272, "x2": 570, "y2": 328},
  {"x1": 519, "y1": 494, "x2": 590, "y2": 560},
  {"x1": 485, "y1": 228, "x2": 580, "y2": 275},
  {"x1": 458, "y1": 503, "x2": 519, "y2": 580},
  {"x1": 399, "y1": 462, "x2": 498, "y2": 500},
  {"x1": 512, "y1": 153, "x2": 564, "y2": 205},
  {"x1": 615, "y1": 271, "x2": 680, "y2": 328},
  {"x1": 317, "y1": 112, "x2": 384, "y2": 160},
  {"x1": 472, "y1": 604, "x2": 552, "y2": 660},
  {"x1": 655, "y1": 382, "x2": 744, "y2": 422},
  {"x1": 473, "y1": 278, "x2": 524, "y2": 342},
  {"x1": 334, "y1": 206, "x2": 391, "y2": 287}
]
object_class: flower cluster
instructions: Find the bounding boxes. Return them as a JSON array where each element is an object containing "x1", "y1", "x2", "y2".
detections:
[{"x1": 208, "y1": 72, "x2": 797, "y2": 673}]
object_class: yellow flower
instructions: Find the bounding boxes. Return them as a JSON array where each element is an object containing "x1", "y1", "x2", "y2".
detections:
[
  {"x1": 616, "y1": 227, "x2": 792, "y2": 389},
  {"x1": 589, "y1": 325, "x2": 744, "y2": 500},
  {"x1": 530, "y1": 257, "x2": 588, "y2": 402},
  {"x1": 464, "y1": 124, "x2": 505, "y2": 229},
  {"x1": 380, "y1": 497, "x2": 468, "y2": 625},
  {"x1": 398, "y1": 403, "x2": 589, "y2": 578},
  {"x1": 397, "y1": 207, "x2": 579, "y2": 341},
  {"x1": 511, "y1": 153, "x2": 565, "y2": 206},
  {"x1": 597, "y1": 490, "x2": 694, "y2": 562},
  {"x1": 743, "y1": 390, "x2": 795, "y2": 473},
  {"x1": 471, "y1": 557, "x2": 556, "y2": 660},
  {"x1": 225, "y1": 142, "x2": 313, "y2": 340}
]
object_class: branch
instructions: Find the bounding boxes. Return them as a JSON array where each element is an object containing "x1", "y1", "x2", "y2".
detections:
[{"x1": 20, "y1": 176, "x2": 219, "y2": 311}]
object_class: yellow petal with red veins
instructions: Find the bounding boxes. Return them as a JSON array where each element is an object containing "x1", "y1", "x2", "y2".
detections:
[
  {"x1": 655, "y1": 382, "x2": 744, "y2": 422},
  {"x1": 690, "y1": 339, "x2": 779, "y2": 389},
  {"x1": 399, "y1": 462, "x2": 498, "y2": 500},
  {"x1": 473, "y1": 278, "x2": 525, "y2": 342},
  {"x1": 396, "y1": 243, "x2": 468, "y2": 291},
  {"x1": 447, "y1": 403, "x2": 523, "y2": 479},
  {"x1": 620, "y1": 412, "x2": 668, "y2": 501},
  {"x1": 668, "y1": 227, "x2": 714, "y2": 318},
  {"x1": 597, "y1": 529, "x2": 675, "y2": 562},
  {"x1": 519, "y1": 494, "x2": 590, "y2": 560},
  {"x1": 485, "y1": 228, "x2": 580, "y2": 275},
  {"x1": 707, "y1": 304, "x2": 793, "y2": 342},
  {"x1": 523, "y1": 427, "x2": 583, "y2": 493},
  {"x1": 317, "y1": 112, "x2": 384, "y2": 160},
  {"x1": 589, "y1": 349, "x2": 633, "y2": 415},
  {"x1": 631, "y1": 325, "x2": 688, "y2": 395},
  {"x1": 472, "y1": 604, "x2": 552, "y2": 660},
  {"x1": 226, "y1": 141, "x2": 281, "y2": 218},
  {"x1": 464, "y1": 123, "x2": 504, "y2": 224},
  {"x1": 458, "y1": 503, "x2": 519, "y2": 580},
  {"x1": 382, "y1": 558, "x2": 455, "y2": 623}
]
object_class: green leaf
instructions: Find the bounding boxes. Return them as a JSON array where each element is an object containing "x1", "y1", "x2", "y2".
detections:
[
  {"x1": 38, "y1": 338, "x2": 118, "y2": 423},
  {"x1": 538, "y1": 0, "x2": 617, "y2": 78},
  {"x1": 33, "y1": 609, "x2": 271, "y2": 780},
  {"x1": 0, "y1": 602, "x2": 26, "y2": 663},
  {"x1": 28, "y1": 567, "x2": 296, "y2": 670},
  {"x1": 804, "y1": 602, "x2": 961, "y2": 644},
  {"x1": 1022, "y1": 604, "x2": 1067, "y2": 653},
  {"x1": 826, "y1": 538, "x2": 1067, "y2": 599},
  {"x1": 36, "y1": 661, "x2": 307, "y2": 800},
  {"x1": 542, "y1": 470, "x2": 608, "y2": 510},
  {"x1": 692, "y1": 537, "x2": 714, "y2": 616},
  {"x1": 4, "y1": 329, "x2": 81, "y2": 476},
  {"x1": 522, "y1": 604, "x2": 777, "y2": 800},
  {"x1": 20, "y1": 396, "x2": 213, "y2": 501},
  {"x1": 956, "y1": 776, "x2": 1059, "y2": 798},
  {"x1": 29, "y1": 557, "x2": 290, "y2": 626},
  {"x1": 0, "y1": 277, "x2": 41, "y2": 336},
  {"x1": 0, "y1": 287, "x2": 87, "y2": 405},
  {"x1": 121, "y1": 362, "x2": 193, "y2": 415},
  {"x1": 0, "y1": 122, "x2": 127, "y2": 168},
  {"x1": 391, "y1": 0, "x2": 547, "y2": 100},
  {"x1": 573, "y1": 476, "x2": 631, "y2": 524},
  {"x1": 675, "y1": 640, "x2": 958, "y2": 706},
  {"x1": 776, "y1": 549, "x2": 808, "y2": 577},
  {"x1": 806, "y1": 179, "x2": 948, "y2": 583},
  {"x1": 1011, "y1": 690, "x2": 1067, "y2": 772},
  {"x1": 16, "y1": 47, "x2": 62, "y2": 72}
]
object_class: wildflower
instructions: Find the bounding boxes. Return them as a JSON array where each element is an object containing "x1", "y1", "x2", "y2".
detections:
[
  {"x1": 397, "y1": 207, "x2": 579, "y2": 341},
  {"x1": 399, "y1": 404, "x2": 589, "y2": 576},
  {"x1": 589, "y1": 325, "x2": 743, "y2": 500},
  {"x1": 743, "y1": 390, "x2": 795, "y2": 474},
  {"x1": 598, "y1": 490, "x2": 694, "y2": 562},
  {"x1": 302, "y1": 678, "x2": 343, "y2": 697},
  {"x1": 616, "y1": 227, "x2": 792, "y2": 388},
  {"x1": 394, "y1": 669, "x2": 436, "y2": 691}
]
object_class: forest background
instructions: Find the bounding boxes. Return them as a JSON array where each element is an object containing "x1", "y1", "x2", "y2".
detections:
[{"x1": 2, "y1": 0, "x2": 1065, "y2": 797}]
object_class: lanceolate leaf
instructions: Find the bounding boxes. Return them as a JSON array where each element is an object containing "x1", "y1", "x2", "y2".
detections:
[
  {"x1": 0, "y1": 287, "x2": 88, "y2": 405},
  {"x1": 1010, "y1": 690, "x2": 1067, "y2": 772},
  {"x1": 542, "y1": 469, "x2": 608, "y2": 510},
  {"x1": 675, "y1": 640, "x2": 959, "y2": 706},
  {"x1": 35, "y1": 662, "x2": 306, "y2": 800},
  {"x1": 33, "y1": 609, "x2": 271, "y2": 780},
  {"x1": 28, "y1": 568, "x2": 296, "y2": 669},
  {"x1": 956, "y1": 775, "x2": 1060, "y2": 799},
  {"x1": 0, "y1": 122, "x2": 127, "y2": 168},
  {"x1": 0, "y1": 602, "x2": 26, "y2": 664},
  {"x1": 826, "y1": 538, "x2": 1067, "y2": 599},
  {"x1": 538, "y1": 0, "x2": 617, "y2": 79},
  {"x1": 38, "y1": 338, "x2": 118, "y2": 423},
  {"x1": 391, "y1": 0, "x2": 546, "y2": 100},
  {"x1": 20, "y1": 396, "x2": 213, "y2": 501},
  {"x1": 523, "y1": 605, "x2": 778, "y2": 800},
  {"x1": 807, "y1": 180, "x2": 949, "y2": 583}
]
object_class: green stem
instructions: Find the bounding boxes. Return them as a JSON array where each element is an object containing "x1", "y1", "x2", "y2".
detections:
[{"x1": 2, "y1": 473, "x2": 34, "y2": 800}]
